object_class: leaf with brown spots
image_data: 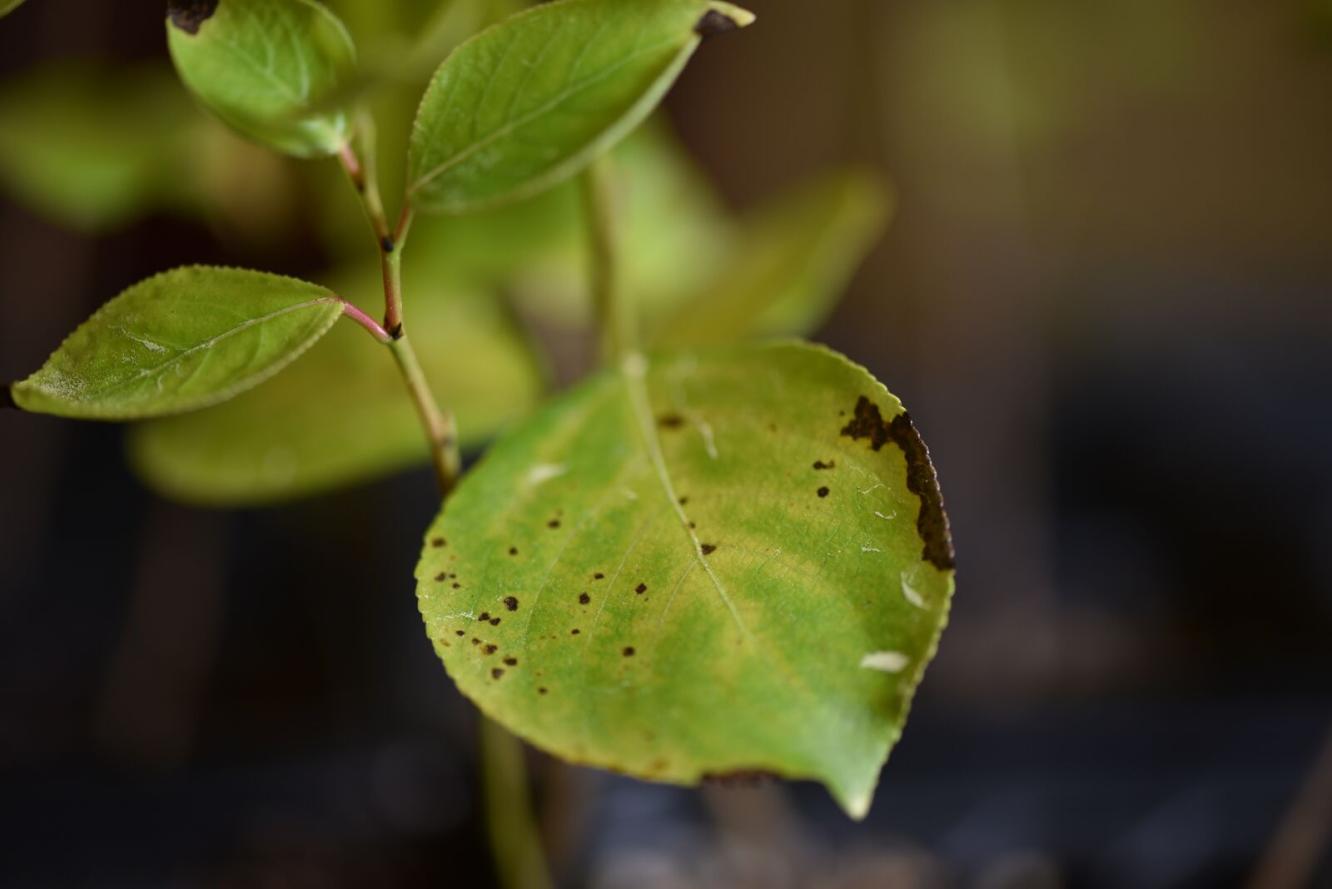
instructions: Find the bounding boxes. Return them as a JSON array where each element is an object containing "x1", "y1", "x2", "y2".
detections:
[{"x1": 417, "y1": 341, "x2": 954, "y2": 818}]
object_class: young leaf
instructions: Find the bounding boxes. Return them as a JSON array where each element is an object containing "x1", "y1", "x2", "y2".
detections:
[
  {"x1": 416, "y1": 341, "x2": 955, "y2": 818},
  {"x1": 407, "y1": 0, "x2": 755, "y2": 214},
  {"x1": 10, "y1": 267, "x2": 343, "y2": 420},
  {"x1": 128, "y1": 277, "x2": 545, "y2": 505},
  {"x1": 166, "y1": 0, "x2": 358, "y2": 158},
  {"x1": 652, "y1": 170, "x2": 891, "y2": 346}
]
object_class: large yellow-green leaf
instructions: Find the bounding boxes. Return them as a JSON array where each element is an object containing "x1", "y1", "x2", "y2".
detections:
[
  {"x1": 10, "y1": 267, "x2": 343, "y2": 421},
  {"x1": 167, "y1": 0, "x2": 358, "y2": 158},
  {"x1": 416, "y1": 341, "x2": 955, "y2": 817},
  {"x1": 653, "y1": 170, "x2": 891, "y2": 346},
  {"x1": 128, "y1": 277, "x2": 545, "y2": 505},
  {"x1": 407, "y1": 0, "x2": 754, "y2": 214}
]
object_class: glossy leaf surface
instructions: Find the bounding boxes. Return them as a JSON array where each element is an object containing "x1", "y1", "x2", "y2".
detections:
[
  {"x1": 11, "y1": 267, "x2": 342, "y2": 420},
  {"x1": 130, "y1": 276, "x2": 545, "y2": 504},
  {"x1": 417, "y1": 341, "x2": 954, "y2": 817},
  {"x1": 167, "y1": 0, "x2": 357, "y2": 158},
  {"x1": 408, "y1": 0, "x2": 753, "y2": 213}
]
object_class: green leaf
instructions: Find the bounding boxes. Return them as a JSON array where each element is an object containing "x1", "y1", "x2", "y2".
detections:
[
  {"x1": 416, "y1": 341, "x2": 955, "y2": 817},
  {"x1": 129, "y1": 275, "x2": 546, "y2": 505},
  {"x1": 0, "y1": 0, "x2": 28, "y2": 18},
  {"x1": 407, "y1": 0, "x2": 754, "y2": 214},
  {"x1": 653, "y1": 170, "x2": 891, "y2": 346},
  {"x1": 0, "y1": 65, "x2": 197, "y2": 231},
  {"x1": 167, "y1": 0, "x2": 358, "y2": 158},
  {"x1": 10, "y1": 267, "x2": 343, "y2": 420}
]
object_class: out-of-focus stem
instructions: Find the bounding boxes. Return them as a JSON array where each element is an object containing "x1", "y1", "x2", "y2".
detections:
[{"x1": 580, "y1": 156, "x2": 633, "y2": 366}]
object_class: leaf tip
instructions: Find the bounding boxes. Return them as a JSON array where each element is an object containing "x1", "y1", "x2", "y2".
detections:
[
  {"x1": 696, "y1": 3, "x2": 756, "y2": 38},
  {"x1": 166, "y1": 0, "x2": 218, "y2": 35}
]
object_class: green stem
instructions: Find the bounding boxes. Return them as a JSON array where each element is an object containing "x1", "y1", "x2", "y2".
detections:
[
  {"x1": 337, "y1": 133, "x2": 551, "y2": 886},
  {"x1": 580, "y1": 156, "x2": 634, "y2": 365},
  {"x1": 481, "y1": 718, "x2": 555, "y2": 889},
  {"x1": 336, "y1": 139, "x2": 457, "y2": 492},
  {"x1": 387, "y1": 333, "x2": 459, "y2": 496}
]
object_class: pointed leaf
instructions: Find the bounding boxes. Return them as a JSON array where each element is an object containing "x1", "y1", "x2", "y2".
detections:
[
  {"x1": 167, "y1": 0, "x2": 357, "y2": 158},
  {"x1": 654, "y1": 170, "x2": 891, "y2": 346},
  {"x1": 128, "y1": 277, "x2": 545, "y2": 505},
  {"x1": 416, "y1": 341, "x2": 955, "y2": 817},
  {"x1": 407, "y1": 0, "x2": 754, "y2": 214},
  {"x1": 10, "y1": 267, "x2": 343, "y2": 420}
]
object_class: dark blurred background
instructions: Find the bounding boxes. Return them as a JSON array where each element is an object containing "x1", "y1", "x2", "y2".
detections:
[{"x1": 2, "y1": 1, "x2": 1331, "y2": 887}]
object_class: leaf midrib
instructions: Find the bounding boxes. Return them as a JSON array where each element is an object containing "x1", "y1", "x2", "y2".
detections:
[{"x1": 38, "y1": 297, "x2": 338, "y2": 403}]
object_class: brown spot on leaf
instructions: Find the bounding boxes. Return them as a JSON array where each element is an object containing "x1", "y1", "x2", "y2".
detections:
[
  {"x1": 701, "y1": 544, "x2": 717, "y2": 555},
  {"x1": 452, "y1": 582, "x2": 462, "y2": 589},
  {"x1": 547, "y1": 519, "x2": 561, "y2": 529},
  {"x1": 167, "y1": 0, "x2": 217, "y2": 34},
  {"x1": 579, "y1": 593, "x2": 591, "y2": 605},
  {"x1": 478, "y1": 612, "x2": 491, "y2": 622},
  {"x1": 483, "y1": 644, "x2": 497, "y2": 655},
  {"x1": 489, "y1": 618, "x2": 501, "y2": 626},
  {"x1": 508, "y1": 546, "x2": 518, "y2": 556},
  {"x1": 622, "y1": 646, "x2": 636, "y2": 657},
  {"x1": 503, "y1": 657, "x2": 518, "y2": 667},
  {"x1": 635, "y1": 583, "x2": 647, "y2": 594},
  {"x1": 503, "y1": 596, "x2": 519, "y2": 612},
  {"x1": 678, "y1": 496, "x2": 689, "y2": 506},
  {"x1": 658, "y1": 413, "x2": 686, "y2": 429},
  {"x1": 813, "y1": 460, "x2": 836, "y2": 470},
  {"x1": 431, "y1": 537, "x2": 446, "y2": 548},
  {"x1": 455, "y1": 630, "x2": 465, "y2": 637},
  {"x1": 571, "y1": 628, "x2": 581, "y2": 635},
  {"x1": 434, "y1": 572, "x2": 447, "y2": 582},
  {"x1": 538, "y1": 687, "x2": 548, "y2": 695},
  {"x1": 471, "y1": 638, "x2": 481, "y2": 646},
  {"x1": 593, "y1": 573, "x2": 605, "y2": 580},
  {"x1": 841, "y1": 397, "x2": 955, "y2": 570},
  {"x1": 817, "y1": 486, "x2": 830, "y2": 498},
  {"x1": 492, "y1": 668, "x2": 505, "y2": 680}
]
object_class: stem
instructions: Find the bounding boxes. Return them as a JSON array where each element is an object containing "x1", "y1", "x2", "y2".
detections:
[
  {"x1": 340, "y1": 300, "x2": 390, "y2": 343},
  {"x1": 481, "y1": 718, "x2": 555, "y2": 889},
  {"x1": 336, "y1": 137, "x2": 458, "y2": 492},
  {"x1": 580, "y1": 156, "x2": 634, "y2": 365},
  {"x1": 337, "y1": 133, "x2": 551, "y2": 887},
  {"x1": 388, "y1": 334, "x2": 460, "y2": 496}
]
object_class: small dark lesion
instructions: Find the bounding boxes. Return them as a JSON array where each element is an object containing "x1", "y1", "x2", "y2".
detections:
[
  {"x1": 657, "y1": 413, "x2": 686, "y2": 430},
  {"x1": 841, "y1": 396, "x2": 955, "y2": 571},
  {"x1": 695, "y1": 9, "x2": 741, "y2": 38},
  {"x1": 813, "y1": 460, "x2": 836, "y2": 470},
  {"x1": 700, "y1": 543, "x2": 717, "y2": 556},
  {"x1": 167, "y1": 0, "x2": 218, "y2": 34},
  {"x1": 503, "y1": 596, "x2": 519, "y2": 612}
]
